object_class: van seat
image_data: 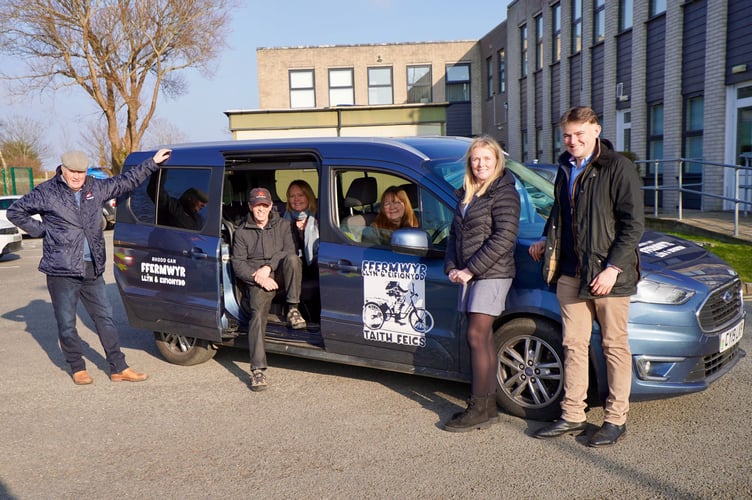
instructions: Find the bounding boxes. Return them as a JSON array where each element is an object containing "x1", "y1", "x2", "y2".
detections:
[{"x1": 341, "y1": 177, "x2": 378, "y2": 241}]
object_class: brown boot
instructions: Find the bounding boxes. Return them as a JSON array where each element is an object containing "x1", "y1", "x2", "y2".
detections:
[
  {"x1": 110, "y1": 367, "x2": 149, "y2": 382},
  {"x1": 72, "y1": 370, "x2": 93, "y2": 385},
  {"x1": 443, "y1": 395, "x2": 492, "y2": 432}
]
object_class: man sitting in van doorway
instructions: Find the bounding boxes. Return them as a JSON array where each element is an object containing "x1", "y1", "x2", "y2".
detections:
[{"x1": 232, "y1": 187, "x2": 307, "y2": 391}]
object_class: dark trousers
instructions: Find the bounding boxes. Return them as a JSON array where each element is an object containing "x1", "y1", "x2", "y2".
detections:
[
  {"x1": 246, "y1": 255, "x2": 302, "y2": 370},
  {"x1": 46, "y1": 263, "x2": 127, "y2": 374}
]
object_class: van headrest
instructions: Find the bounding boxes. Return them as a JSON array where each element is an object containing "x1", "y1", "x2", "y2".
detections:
[{"x1": 344, "y1": 177, "x2": 377, "y2": 208}]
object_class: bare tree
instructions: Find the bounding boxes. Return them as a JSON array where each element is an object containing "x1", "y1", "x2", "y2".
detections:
[
  {"x1": 142, "y1": 117, "x2": 189, "y2": 149},
  {"x1": 0, "y1": 115, "x2": 50, "y2": 177},
  {"x1": 0, "y1": 0, "x2": 235, "y2": 173}
]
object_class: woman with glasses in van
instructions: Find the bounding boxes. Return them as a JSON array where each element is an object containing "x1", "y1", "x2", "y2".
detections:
[{"x1": 362, "y1": 186, "x2": 419, "y2": 245}]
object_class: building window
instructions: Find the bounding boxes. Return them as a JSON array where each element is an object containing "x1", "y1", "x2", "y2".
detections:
[
  {"x1": 407, "y1": 65, "x2": 432, "y2": 103},
  {"x1": 619, "y1": 0, "x2": 633, "y2": 31},
  {"x1": 520, "y1": 24, "x2": 528, "y2": 77},
  {"x1": 648, "y1": 103, "x2": 664, "y2": 161},
  {"x1": 552, "y1": 3, "x2": 561, "y2": 63},
  {"x1": 446, "y1": 63, "x2": 470, "y2": 102},
  {"x1": 552, "y1": 125, "x2": 562, "y2": 160},
  {"x1": 650, "y1": 0, "x2": 666, "y2": 17},
  {"x1": 498, "y1": 50, "x2": 506, "y2": 94},
  {"x1": 521, "y1": 129, "x2": 529, "y2": 162},
  {"x1": 684, "y1": 97, "x2": 704, "y2": 172},
  {"x1": 289, "y1": 69, "x2": 315, "y2": 108},
  {"x1": 368, "y1": 67, "x2": 393, "y2": 105},
  {"x1": 594, "y1": 0, "x2": 605, "y2": 43},
  {"x1": 535, "y1": 15, "x2": 544, "y2": 71},
  {"x1": 571, "y1": 0, "x2": 582, "y2": 54},
  {"x1": 329, "y1": 68, "x2": 354, "y2": 106},
  {"x1": 486, "y1": 57, "x2": 493, "y2": 98},
  {"x1": 536, "y1": 127, "x2": 543, "y2": 160}
]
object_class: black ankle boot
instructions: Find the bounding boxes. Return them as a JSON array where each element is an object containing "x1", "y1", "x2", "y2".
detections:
[
  {"x1": 444, "y1": 395, "x2": 492, "y2": 432},
  {"x1": 486, "y1": 393, "x2": 499, "y2": 424}
]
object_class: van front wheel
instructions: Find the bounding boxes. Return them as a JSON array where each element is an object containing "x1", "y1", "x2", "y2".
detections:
[
  {"x1": 493, "y1": 317, "x2": 564, "y2": 422},
  {"x1": 154, "y1": 331, "x2": 217, "y2": 365}
]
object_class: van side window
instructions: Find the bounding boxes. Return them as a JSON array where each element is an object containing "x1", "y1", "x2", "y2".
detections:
[
  {"x1": 145, "y1": 168, "x2": 212, "y2": 231},
  {"x1": 335, "y1": 169, "x2": 452, "y2": 250},
  {"x1": 337, "y1": 170, "x2": 406, "y2": 243},
  {"x1": 418, "y1": 188, "x2": 453, "y2": 250}
]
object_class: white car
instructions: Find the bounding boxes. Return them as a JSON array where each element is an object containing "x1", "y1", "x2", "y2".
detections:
[
  {"x1": 0, "y1": 221, "x2": 22, "y2": 257},
  {"x1": 0, "y1": 195, "x2": 42, "y2": 236}
]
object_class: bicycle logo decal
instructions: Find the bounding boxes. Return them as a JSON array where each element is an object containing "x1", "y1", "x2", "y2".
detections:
[{"x1": 361, "y1": 260, "x2": 434, "y2": 347}]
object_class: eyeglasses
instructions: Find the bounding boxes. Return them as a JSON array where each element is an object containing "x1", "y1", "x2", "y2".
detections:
[{"x1": 383, "y1": 200, "x2": 404, "y2": 207}]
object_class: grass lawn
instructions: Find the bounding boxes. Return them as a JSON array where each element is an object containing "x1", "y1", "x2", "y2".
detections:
[{"x1": 666, "y1": 231, "x2": 752, "y2": 283}]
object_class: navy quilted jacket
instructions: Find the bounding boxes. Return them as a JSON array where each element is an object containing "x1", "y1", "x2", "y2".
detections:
[{"x1": 7, "y1": 157, "x2": 159, "y2": 278}]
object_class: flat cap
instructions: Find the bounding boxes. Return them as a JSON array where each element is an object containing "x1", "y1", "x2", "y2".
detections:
[{"x1": 60, "y1": 151, "x2": 89, "y2": 172}]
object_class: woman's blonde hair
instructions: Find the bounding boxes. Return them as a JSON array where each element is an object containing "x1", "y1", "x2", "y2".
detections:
[
  {"x1": 285, "y1": 179, "x2": 317, "y2": 214},
  {"x1": 462, "y1": 135, "x2": 505, "y2": 205},
  {"x1": 372, "y1": 186, "x2": 419, "y2": 230}
]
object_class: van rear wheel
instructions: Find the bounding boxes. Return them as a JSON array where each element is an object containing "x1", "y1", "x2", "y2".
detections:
[{"x1": 154, "y1": 331, "x2": 217, "y2": 365}]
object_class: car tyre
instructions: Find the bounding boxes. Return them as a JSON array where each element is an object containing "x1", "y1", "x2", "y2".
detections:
[
  {"x1": 154, "y1": 331, "x2": 217, "y2": 365},
  {"x1": 493, "y1": 317, "x2": 564, "y2": 421}
]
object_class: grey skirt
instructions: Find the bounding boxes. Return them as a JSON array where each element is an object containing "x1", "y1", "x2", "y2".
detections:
[{"x1": 458, "y1": 278, "x2": 513, "y2": 316}]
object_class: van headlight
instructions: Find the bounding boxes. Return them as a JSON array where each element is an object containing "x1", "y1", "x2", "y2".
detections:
[{"x1": 631, "y1": 278, "x2": 695, "y2": 305}]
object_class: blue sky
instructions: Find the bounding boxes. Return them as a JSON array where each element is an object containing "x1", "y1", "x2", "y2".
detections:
[{"x1": 2, "y1": 0, "x2": 511, "y2": 169}]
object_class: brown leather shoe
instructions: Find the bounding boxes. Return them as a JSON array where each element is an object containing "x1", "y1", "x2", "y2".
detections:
[
  {"x1": 110, "y1": 367, "x2": 149, "y2": 382},
  {"x1": 72, "y1": 370, "x2": 93, "y2": 385}
]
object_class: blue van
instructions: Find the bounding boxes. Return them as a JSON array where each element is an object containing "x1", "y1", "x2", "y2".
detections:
[{"x1": 113, "y1": 136, "x2": 745, "y2": 421}]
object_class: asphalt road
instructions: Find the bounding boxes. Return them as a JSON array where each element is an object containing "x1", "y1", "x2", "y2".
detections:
[{"x1": 1, "y1": 233, "x2": 750, "y2": 499}]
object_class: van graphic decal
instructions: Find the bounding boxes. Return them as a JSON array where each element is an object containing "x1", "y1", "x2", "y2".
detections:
[
  {"x1": 140, "y1": 256, "x2": 187, "y2": 287},
  {"x1": 361, "y1": 260, "x2": 434, "y2": 347}
]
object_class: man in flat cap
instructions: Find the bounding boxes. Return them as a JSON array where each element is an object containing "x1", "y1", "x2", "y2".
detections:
[
  {"x1": 232, "y1": 187, "x2": 306, "y2": 392},
  {"x1": 8, "y1": 148, "x2": 172, "y2": 385}
]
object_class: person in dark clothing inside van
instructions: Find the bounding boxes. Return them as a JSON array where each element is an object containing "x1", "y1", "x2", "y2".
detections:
[
  {"x1": 232, "y1": 187, "x2": 307, "y2": 391},
  {"x1": 8, "y1": 148, "x2": 172, "y2": 385},
  {"x1": 147, "y1": 173, "x2": 208, "y2": 230}
]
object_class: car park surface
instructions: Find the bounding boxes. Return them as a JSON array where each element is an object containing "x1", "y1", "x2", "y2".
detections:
[
  {"x1": 114, "y1": 136, "x2": 745, "y2": 421},
  {"x1": 0, "y1": 236, "x2": 750, "y2": 498}
]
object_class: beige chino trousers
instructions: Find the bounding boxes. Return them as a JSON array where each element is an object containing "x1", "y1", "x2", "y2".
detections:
[{"x1": 556, "y1": 274, "x2": 632, "y2": 426}]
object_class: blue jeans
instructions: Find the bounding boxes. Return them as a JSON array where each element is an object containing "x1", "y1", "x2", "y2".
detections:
[{"x1": 46, "y1": 263, "x2": 128, "y2": 374}]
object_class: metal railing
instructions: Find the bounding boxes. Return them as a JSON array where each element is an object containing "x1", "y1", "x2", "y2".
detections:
[{"x1": 636, "y1": 156, "x2": 752, "y2": 238}]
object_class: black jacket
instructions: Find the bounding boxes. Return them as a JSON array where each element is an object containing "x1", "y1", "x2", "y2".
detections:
[
  {"x1": 444, "y1": 168, "x2": 520, "y2": 280},
  {"x1": 541, "y1": 138, "x2": 644, "y2": 298},
  {"x1": 7, "y1": 157, "x2": 159, "y2": 278},
  {"x1": 232, "y1": 210, "x2": 296, "y2": 286}
]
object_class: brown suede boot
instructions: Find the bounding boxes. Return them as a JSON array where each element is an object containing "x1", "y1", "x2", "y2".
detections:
[{"x1": 443, "y1": 395, "x2": 492, "y2": 432}]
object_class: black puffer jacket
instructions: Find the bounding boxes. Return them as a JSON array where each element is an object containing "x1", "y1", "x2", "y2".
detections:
[
  {"x1": 541, "y1": 138, "x2": 644, "y2": 298},
  {"x1": 444, "y1": 168, "x2": 520, "y2": 280},
  {"x1": 7, "y1": 157, "x2": 159, "y2": 278}
]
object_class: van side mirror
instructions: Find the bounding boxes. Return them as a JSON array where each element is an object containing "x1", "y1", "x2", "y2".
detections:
[{"x1": 391, "y1": 228, "x2": 430, "y2": 256}]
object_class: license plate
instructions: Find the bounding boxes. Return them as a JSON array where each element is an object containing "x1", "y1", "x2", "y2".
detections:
[{"x1": 719, "y1": 319, "x2": 744, "y2": 353}]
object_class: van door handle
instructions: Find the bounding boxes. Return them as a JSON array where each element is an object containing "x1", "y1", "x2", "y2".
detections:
[
  {"x1": 184, "y1": 247, "x2": 209, "y2": 259},
  {"x1": 330, "y1": 259, "x2": 359, "y2": 273}
]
